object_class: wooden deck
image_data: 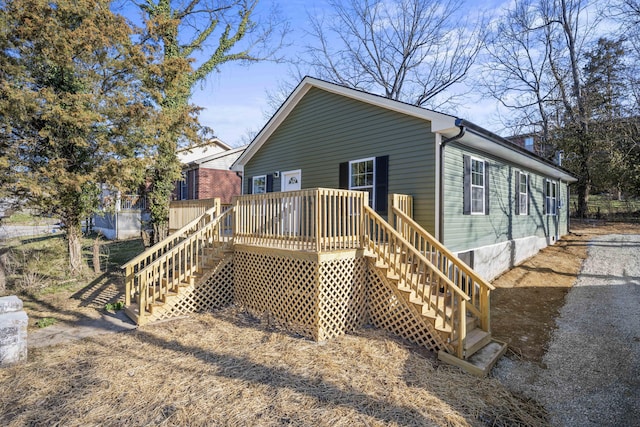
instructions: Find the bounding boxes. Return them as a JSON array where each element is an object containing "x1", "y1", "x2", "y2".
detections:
[{"x1": 121, "y1": 189, "x2": 502, "y2": 373}]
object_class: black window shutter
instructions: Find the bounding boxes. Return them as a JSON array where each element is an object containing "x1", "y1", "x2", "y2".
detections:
[
  {"x1": 266, "y1": 174, "x2": 273, "y2": 192},
  {"x1": 339, "y1": 162, "x2": 349, "y2": 190},
  {"x1": 527, "y1": 175, "x2": 531, "y2": 215},
  {"x1": 484, "y1": 161, "x2": 490, "y2": 215},
  {"x1": 543, "y1": 179, "x2": 547, "y2": 214},
  {"x1": 515, "y1": 171, "x2": 521, "y2": 215},
  {"x1": 463, "y1": 155, "x2": 471, "y2": 215},
  {"x1": 247, "y1": 177, "x2": 252, "y2": 194},
  {"x1": 375, "y1": 155, "x2": 389, "y2": 215}
]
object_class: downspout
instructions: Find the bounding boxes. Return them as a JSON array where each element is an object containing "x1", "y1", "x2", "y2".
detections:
[{"x1": 439, "y1": 120, "x2": 465, "y2": 243}]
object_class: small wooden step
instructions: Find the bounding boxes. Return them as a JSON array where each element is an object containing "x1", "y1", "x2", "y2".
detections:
[
  {"x1": 460, "y1": 328, "x2": 492, "y2": 358},
  {"x1": 124, "y1": 303, "x2": 151, "y2": 326},
  {"x1": 438, "y1": 339, "x2": 508, "y2": 376},
  {"x1": 124, "y1": 304, "x2": 141, "y2": 323}
]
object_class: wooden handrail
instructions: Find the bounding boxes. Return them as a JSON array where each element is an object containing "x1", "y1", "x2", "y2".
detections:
[
  {"x1": 364, "y1": 205, "x2": 470, "y2": 357},
  {"x1": 122, "y1": 204, "x2": 218, "y2": 270},
  {"x1": 390, "y1": 206, "x2": 494, "y2": 332},
  {"x1": 392, "y1": 207, "x2": 495, "y2": 291},
  {"x1": 364, "y1": 206, "x2": 470, "y2": 301},
  {"x1": 125, "y1": 207, "x2": 234, "y2": 321},
  {"x1": 233, "y1": 188, "x2": 365, "y2": 251}
]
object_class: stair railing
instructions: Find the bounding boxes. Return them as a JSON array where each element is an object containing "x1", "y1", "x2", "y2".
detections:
[
  {"x1": 123, "y1": 205, "x2": 233, "y2": 322},
  {"x1": 389, "y1": 206, "x2": 495, "y2": 333},
  {"x1": 364, "y1": 206, "x2": 470, "y2": 358}
]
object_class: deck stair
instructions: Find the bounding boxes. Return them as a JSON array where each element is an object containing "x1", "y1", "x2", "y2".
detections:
[
  {"x1": 122, "y1": 205, "x2": 234, "y2": 325},
  {"x1": 364, "y1": 205, "x2": 506, "y2": 375}
]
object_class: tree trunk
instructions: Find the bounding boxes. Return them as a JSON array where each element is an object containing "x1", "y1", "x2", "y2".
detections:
[
  {"x1": 0, "y1": 253, "x2": 6, "y2": 294},
  {"x1": 576, "y1": 180, "x2": 590, "y2": 218},
  {"x1": 67, "y1": 225, "x2": 83, "y2": 276},
  {"x1": 92, "y1": 236, "x2": 101, "y2": 274},
  {"x1": 153, "y1": 221, "x2": 168, "y2": 244}
]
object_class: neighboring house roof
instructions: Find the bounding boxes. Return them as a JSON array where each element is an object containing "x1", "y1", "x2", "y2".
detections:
[
  {"x1": 183, "y1": 145, "x2": 247, "y2": 170},
  {"x1": 177, "y1": 137, "x2": 233, "y2": 164},
  {"x1": 232, "y1": 76, "x2": 577, "y2": 183}
]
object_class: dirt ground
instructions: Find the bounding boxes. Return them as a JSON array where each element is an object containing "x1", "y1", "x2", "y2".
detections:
[{"x1": 490, "y1": 220, "x2": 640, "y2": 363}]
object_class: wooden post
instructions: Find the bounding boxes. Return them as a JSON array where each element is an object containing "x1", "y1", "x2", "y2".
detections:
[
  {"x1": 315, "y1": 189, "x2": 321, "y2": 252},
  {"x1": 457, "y1": 297, "x2": 466, "y2": 359},
  {"x1": 124, "y1": 265, "x2": 133, "y2": 306},
  {"x1": 214, "y1": 198, "x2": 221, "y2": 219},
  {"x1": 359, "y1": 193, "x2": 369, "y2": 248},
  {"x1": 480, "y1": 288, "x2": 491, "y2": 332}
]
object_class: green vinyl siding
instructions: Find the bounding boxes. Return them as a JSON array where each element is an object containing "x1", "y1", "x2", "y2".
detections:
[
  {"x1": 244, "y1": 87, "x2": 438, "y2": 234},
  {"x1": 443, "y1": 142, "x2": 569, "y2": 252}
]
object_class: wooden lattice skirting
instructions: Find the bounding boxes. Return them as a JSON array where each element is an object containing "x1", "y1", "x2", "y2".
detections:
[
  {"x1": 234, "y1": 245, "x2": 368, "y2": 341},
  {"x1": 140, "y1": 246, "x2": 450, "y2": 356},
  {"x1": 145, "y1": 254, "x2": 235, "y2": 323},
  {"x1": 366, "y1": 260, "x2": 449, "y2": 353}
]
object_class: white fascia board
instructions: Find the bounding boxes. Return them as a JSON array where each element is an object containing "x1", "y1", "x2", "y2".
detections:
[{"x1": 195, "y1": 145, "x2": 247, "y2": 166}]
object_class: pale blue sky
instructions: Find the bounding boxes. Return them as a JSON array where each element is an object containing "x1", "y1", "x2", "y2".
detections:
[
  {"x1": 121, "y1": 0, "x2": 571, "y2": 147},
  {"x1": 193, "y1": 0, "x2": 516, "y2": 147}
]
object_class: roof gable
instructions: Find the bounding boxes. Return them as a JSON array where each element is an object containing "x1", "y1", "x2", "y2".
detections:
[{"x1": 232, "y1": 77, "x2": 458, "y2": 171}]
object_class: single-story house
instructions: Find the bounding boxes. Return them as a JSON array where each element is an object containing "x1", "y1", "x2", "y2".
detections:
[{"x1": 232, "y1": 77, "x2": 577, "y2": 280}]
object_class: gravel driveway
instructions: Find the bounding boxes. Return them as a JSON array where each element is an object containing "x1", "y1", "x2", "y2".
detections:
[{"x1": 495, "y1": 233, "x2": 640, "y2": 426}]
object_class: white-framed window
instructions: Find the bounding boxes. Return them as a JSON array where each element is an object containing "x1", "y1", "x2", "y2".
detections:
[
  {"x1": 471, "y1": 158, "x2": 485, "y2": 214},
  {"x1": 518, "y1": 173, "x2": 528, "y2": 215},
  {"x1": 252, "y1": 175, "x2": 267, "y2": 194},
  {"x1": 545, "y1": 180, "x2": 557, "y2": 215},
  {"x1": 349, "y1": 157, "x2": 375, "y2": 207}
]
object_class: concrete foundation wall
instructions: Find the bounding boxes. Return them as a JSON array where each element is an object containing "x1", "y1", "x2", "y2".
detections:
[
  {"x1": 463, "y1": 235, "x2": 549, "y2": 281},
  {"x1": 0, "y1": 295, "x2": 28, "y2": 366}
]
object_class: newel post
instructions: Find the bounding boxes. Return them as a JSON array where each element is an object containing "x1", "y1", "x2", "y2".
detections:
[
  {"x1": 457, "y1": 297, "x2": 467, "y2": 359},
  {"x1": 361, "y1": 192, "x2": 369, "y2": 249},
  {"x1": 315, "y1": 189, "x2": 321, "y2": 252},
  {"x1": 214, "y1": 198, "x2": 221, "y2": 218},
  {"x1": 124, "y1": 265, "x2": 133, "y2": 306},
  {"x1": 481, "y1": 288, "x2": 491, "y2": 332}
]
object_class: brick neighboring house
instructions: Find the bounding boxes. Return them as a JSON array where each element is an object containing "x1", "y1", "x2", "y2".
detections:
[{"x1": 174, "y1": 138, "x2": 246, "y2": 204}]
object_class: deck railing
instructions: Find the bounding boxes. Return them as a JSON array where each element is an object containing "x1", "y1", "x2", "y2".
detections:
[
  {"x1": 122, "y1": 203, "x2": 231, "y2": 321},
  {"x1": 389, "y1": 206, "x2": 494, "y2": 332},
  {"x1": 364, "y1": 206, "x2": 470, "y2": 358},
  {"x1": 389, "y1": 193, "x2": 414, "y2": 237},
  {"x1": 234, "y1": 188, "x2": 367, "y2": 251},
  {"x1": 123, "y1": 188, "x2": 491, "y2": 355},
  {"x1": 169, "y1": 198, "x2": 221, "y2": 231}
]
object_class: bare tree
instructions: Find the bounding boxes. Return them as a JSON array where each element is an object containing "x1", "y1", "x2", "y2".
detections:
[
  {"x1": 482, "y1": 0, "x2": 605, "y2": 217},
  {"x1": 614, "y1": 0, "x2": 640, "y2": 110},
  {"x1": 482, "y1": 0, "x2": 558, "y2": 151},
  {"x1": 302, "y1": 0, "x2": 485, "y2": 109}
]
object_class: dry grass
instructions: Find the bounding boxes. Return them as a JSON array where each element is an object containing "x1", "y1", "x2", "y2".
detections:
[
  {"x1": 12, "y1": 223, "x2": 638, "y2": 425},
  {"x1": 0, "y1": 307, "x2": 547, "y2": 427}
]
